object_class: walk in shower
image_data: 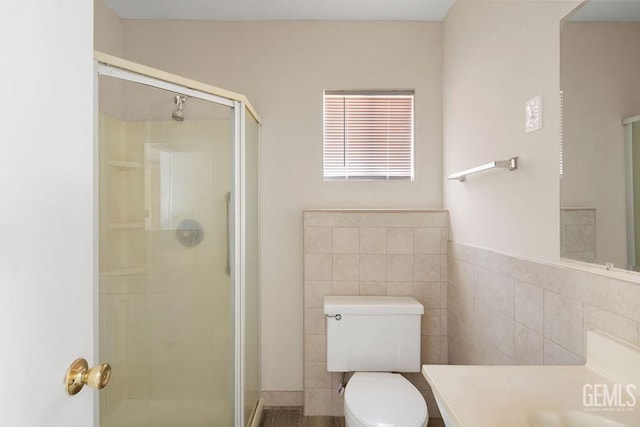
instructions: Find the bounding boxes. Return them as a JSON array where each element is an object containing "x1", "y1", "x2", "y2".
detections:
[{"x1": 95, "y1": 53, "x2": 260, "y2": 427}]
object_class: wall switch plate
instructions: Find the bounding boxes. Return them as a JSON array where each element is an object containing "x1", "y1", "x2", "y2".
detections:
[{"x1": 526, "y1": 95, "x2": 542, "y2": 133}]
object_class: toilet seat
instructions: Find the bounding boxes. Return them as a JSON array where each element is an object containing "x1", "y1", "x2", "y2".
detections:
[{"x1": 344, "y1": 372, "x2": 428, "y2": 427}]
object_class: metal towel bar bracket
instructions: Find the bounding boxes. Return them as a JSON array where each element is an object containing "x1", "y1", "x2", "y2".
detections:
[{"x1": 447, "y1": 157, "x2": 518, "y2": 182}]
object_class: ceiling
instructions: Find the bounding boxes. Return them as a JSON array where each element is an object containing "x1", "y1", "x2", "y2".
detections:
[
  {"x1": 101, "y1": 0, "x2": 640, "y2": 23},
  {"x1": 101, "y1": 0, "x2": 456, "y2": 21},
  {"x1": 568, "y1": 0, "x2": 640, "y2": 22}
]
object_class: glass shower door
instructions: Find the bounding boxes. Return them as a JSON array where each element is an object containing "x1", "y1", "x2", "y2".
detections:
[{"x1": 97, "y1": 75, "x2": 235, "y2": 427}]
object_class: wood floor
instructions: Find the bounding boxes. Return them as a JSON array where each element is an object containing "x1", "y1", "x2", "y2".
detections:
[
  {"x1": 259, "y1": 407, "x2": 344, "y2": 427},
  {"x1": 259, "y1": 407, "x2": 445, "y2": 427}
]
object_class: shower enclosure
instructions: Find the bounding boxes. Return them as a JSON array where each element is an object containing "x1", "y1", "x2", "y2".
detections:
[{"x1": 95, "y1": 53, "x2": 260, "y2": 427}]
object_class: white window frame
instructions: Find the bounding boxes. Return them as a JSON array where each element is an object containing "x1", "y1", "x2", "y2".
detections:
[{"x1": 323, "y1": 89, "x2": 415, "y2": 181}]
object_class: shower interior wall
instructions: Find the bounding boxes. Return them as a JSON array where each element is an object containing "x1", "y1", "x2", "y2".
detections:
[{"x1": 98, "y1": 79, "x2": 235, "y2": 425}]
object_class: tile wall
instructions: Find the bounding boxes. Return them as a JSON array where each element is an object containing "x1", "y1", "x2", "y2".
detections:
[
  {"x1": 303, "y1": 210, "x2": 449, "y2": 417},
  {"x1": 448, "y1": 242, "x2": 640, "y2": 367},
  {"x1": 560, "y1": 208, "x2": 596, "y2": 263}
]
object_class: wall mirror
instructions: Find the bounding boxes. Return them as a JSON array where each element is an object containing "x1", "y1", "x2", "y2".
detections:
[{"x1": 560, "y1": 0, "x2": 640, "y2": 271}]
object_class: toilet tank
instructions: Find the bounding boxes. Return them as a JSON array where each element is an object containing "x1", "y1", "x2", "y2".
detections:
[{"x1": 324, "y1": 296, "x2": 424, "y2": 373}]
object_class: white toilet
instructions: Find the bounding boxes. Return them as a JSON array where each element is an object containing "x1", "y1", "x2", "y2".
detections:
[{"x1": 324, "y1": 296, "x2": 428, "y2": 427}]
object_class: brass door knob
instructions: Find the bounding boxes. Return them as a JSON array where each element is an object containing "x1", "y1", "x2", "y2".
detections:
[{"x1": 65, "y1": 358, "x2": 112, "y2": 395}]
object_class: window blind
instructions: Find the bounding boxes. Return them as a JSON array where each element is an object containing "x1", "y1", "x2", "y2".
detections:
[{"x1": 323, "y1": 90, "x2": 414, "y2": 181}]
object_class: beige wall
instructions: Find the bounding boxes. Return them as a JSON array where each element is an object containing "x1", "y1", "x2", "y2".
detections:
[
  {"x1": 95, "y1": 7, "x2": 443, "y2": 391},
  {"x1": 442, "y1": 0, "x2": 580, "y2": 262},
  {"x1": 442, "y1": 0, "x2": 640, "y2": 377},
  {"x1": 561, "y1": 22, "x2": 640, "y2": 268},
  {"x1": 95, "y1": 0, "x2": 124, "y2": 119},
  {"x1": 94, "y1": 0, "x2": 123, "y2": 56}
]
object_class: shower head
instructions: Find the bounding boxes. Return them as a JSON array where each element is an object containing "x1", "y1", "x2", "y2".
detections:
[{"x1": 172, "y1": 95, "x2": 187, "y2": 122}]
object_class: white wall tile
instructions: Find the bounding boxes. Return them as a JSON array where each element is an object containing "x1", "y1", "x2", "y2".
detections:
[
  {"x1": 515, "y1": 280, "x2": 543, "y2": 333},
  {"x1": 449, "y1": 241, "x2": 473, "y2": 263},
  {"x1": 304, "y1": 361, "x2": 332, "y2": 388},
  {"x1": 472, "y1": 265, "x2": 492, "y2": 299},
  {"x1": 564, "y1": 224, "x2": 595, "y2": 253},
  {"x1": 473, "y1": 299, "x2": 492, "y2": 341},
  {"x1": 587, "y1": 276, "x2": 640, "y2": 323},
  {"x1": 304, "y1": 389, "x2": 331, "y2": 416},
  {"x1": 543, "y1": 267, "x2": 590, "y2": 303},
  {"x1": 474, "y1": 266, "x2": 514, "y2": 318},
  {"x1": 306, "y1": 212, "x2": 388, "y2": 227},
  {"x1": 441, "y1": 309, "x2": 448, "y2": 335},
  {"x1": 356, "y1": 213, "x2": 389, "y2": 227},
  {"x1": 414, "y1": 254, "x2": 441, "y2": 281},
  {"x1": 387, "y1": 227, "x2": 414, "y2": 254},
  {"x1": 359, "y1": 281, "x2": 387, "y2": 295},
  {"x1": 304, "y1": 253, "x2": 332, "y2": 280},
  {"x1": 360, "y1": 254, "x2": 387, "y2": 281},
  {"x1": 333, "y1": 227, "x2": 359, "y2": 254},
  {"x1": 360, "y1": 227, "x2": 387, "y2": 254},
  {"x1": 304, "y1": 226, "x2": 332, "y2": 253},
  {"x1": 584, "y1": 305, "x2": 639, "y2": 346},
  {"x1": 448, "y1": 244, "x2": 640, "y2": 370},
  {"x1": 440, "y1": 282, "x2": 448, "y2": 308},
  {"x1": 489, "y1": 312, "x2": 515, "y2": 358},
  {"x1": 484, "y1": 343, "x2": 514, "y2": 365},
  {"x1": 332, "y1": 280, "x2": 359, "y2": 296},
  {"x1": 333, "y1": 254, "x2": 359, "y2": 281},
  {"x1": 330, "y1": 391, "x2": 345, "y2": 417},
  {"x1": 491, "y1": 274, "x2": 515, "y2": 318},
  {"x1": 543, "y1": 338, "x2": 585, "y2": 365},
  {"x1": 303, "y1": 211, "x2": 329, "y2": 227},
  {"x1": 261, "y1": 391, "x2": 304, "y2": 407},
  {"x1": 544, "y1": 291, "x2": 584, "y2": 357},
  {"x1": 304, "y1": 281, "x2": 333, "y2": 308},
  {"x1": 304, "y1": 308, "x2": 326, "y2": 335},
  {"x1": 421, "y1": 335, "x2": 444, "y2": 364},
  {"x1": 509, "y1": 258, "x2": 540, "y2": 285},
  {"x1": 449, "y1": 259, "x2": 473, "y2": 291},
  {"x1": 448, "y1": 280, "x2": 474, "y2": 325},
  {"x1": 515, "y1": 322, "x2": 543, "y2": 365},
  {"x1": 304, "y1": 334, "x2": 327, "y2": 362},
  {"x1": 388, "y1": 212, "x2": 447, "y2": 227},
  {"x1": 422, "y1": 309, "x2": 442, "y2": 336},
  {"x1": 414, "y1": 281, "x2": 441, "y2": 309},
  {"x1": 414, "y1": 227, "x2": 442, "y2": 254},
  {"x1": 440, "y1": 255, "x2": 448, "y2": 282},
  {"x1": 387, "y1": 254, "x2": 413, "y2": 281},
  {"x1": 387, "y1": 281, "x2": 414, "y2": 296}
]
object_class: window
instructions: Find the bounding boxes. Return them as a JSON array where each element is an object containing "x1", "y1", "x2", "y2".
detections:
[{"x1": 323, "y1": 90, "x2": 414, "y2": 181}]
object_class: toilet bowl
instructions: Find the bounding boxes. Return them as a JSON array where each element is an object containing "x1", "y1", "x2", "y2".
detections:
[{"x1": 344, "y1": 372, "x2": 428, "y2": 427}]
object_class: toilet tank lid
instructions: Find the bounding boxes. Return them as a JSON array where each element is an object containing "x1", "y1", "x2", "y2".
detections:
[{"x1": 323, "y1": 296, "x2": 424, "y2": 316}]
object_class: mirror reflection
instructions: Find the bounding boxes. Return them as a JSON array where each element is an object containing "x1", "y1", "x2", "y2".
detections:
[{"x1": 560, "y1": 0, "x2": 640, "y2": 270}]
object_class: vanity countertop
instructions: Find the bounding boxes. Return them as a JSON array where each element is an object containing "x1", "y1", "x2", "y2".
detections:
[{"x1": 422, "y1": 331, "x2": 640, "y2": 427}]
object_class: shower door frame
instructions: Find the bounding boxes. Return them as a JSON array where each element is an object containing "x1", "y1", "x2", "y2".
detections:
[
  {"x1": 625, "y1": 115, "x2": 640, "y2": 271},
  {"x1": 94, "y1": 51, "x2": 261, "y2": 427}
]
